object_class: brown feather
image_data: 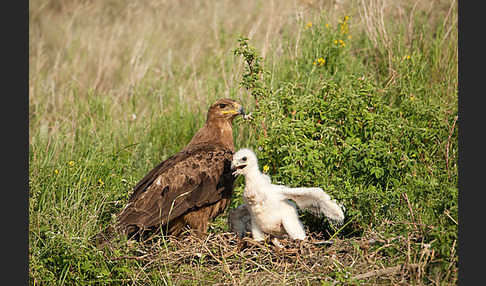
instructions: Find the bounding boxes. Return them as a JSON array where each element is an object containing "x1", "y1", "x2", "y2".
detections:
[{"x1": 96, "y1": 98, "x2": 243, "y2": 245}]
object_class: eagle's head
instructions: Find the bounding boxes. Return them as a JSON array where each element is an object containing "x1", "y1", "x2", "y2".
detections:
[
  {"x1": 231, "y1": 148, "x2": 258, "y2": 176},
  {"x1": 207, "y1": 98, "x2": 245, "y2": 122}
]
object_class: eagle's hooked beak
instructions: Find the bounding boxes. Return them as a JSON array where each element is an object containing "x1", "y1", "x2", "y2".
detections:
[{"x1": 221, "y1": 103, "x2": 245, "y2": 116}]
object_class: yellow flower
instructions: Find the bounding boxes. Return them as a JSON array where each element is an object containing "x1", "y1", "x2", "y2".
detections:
[
  {"x1": 340, "y1": 20, "x2": 349, "y2": 34},
  {"x1": 98, "y1": 178, "x2": 104, "y2": 186},
  {"x1": 335, "y1": 39, "x2": 345, "y2": 47},
  {"x1": 306, "y1": 22, "x2": 312, "y2": 29},
  {"x1": 263, "y1": 165, "x2": 270, "y2": 173},
  {"x1": 54, "y1": 169, "x2": 59, "y2": 175},
  {"x1": 404, "y1": 55, "x2": 411, "y2": 60},
  {"x1": 344, "y1": 16, "x2": 349, "y2": 21},
  {"x1": 325, "y1": 23, "x2": 330, "y2": 28},
  {"x1": 68, "y1": 161, "x2": 75, "y2": 167},
  {"x1": 317, "y1": 57, "x2": 326, "y2": 66},
  {"x1": 410, "y1": 94, "x2": 415, "y2": 101}
]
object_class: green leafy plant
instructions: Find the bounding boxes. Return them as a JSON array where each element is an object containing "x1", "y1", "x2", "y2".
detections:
[{"x1": 234, "y1": 16, "x2": 456, "y2": 273}]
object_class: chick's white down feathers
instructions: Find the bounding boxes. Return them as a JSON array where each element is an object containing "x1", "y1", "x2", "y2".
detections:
[{"x1": 229, "y1": 148, "x2": 345, "y2": 241}]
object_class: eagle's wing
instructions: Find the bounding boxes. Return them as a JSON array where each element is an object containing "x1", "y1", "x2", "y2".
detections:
[
  {"x1": 116, "y1": 144, "x2": 234, "y2": 234},
  {"x1": 274, "y1": 186, "x2": 345, "y2": 225}
]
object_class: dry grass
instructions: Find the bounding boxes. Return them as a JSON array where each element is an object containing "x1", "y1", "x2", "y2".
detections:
[
  {"x1": 357, "y1": 0, "x2": 457, "y2": 79},
  {"x1": 29, "y1": 0, "x2": 340, "y2": 154},
  {"x1": 29, "y1": 0, "x2": 331, "y2": 116},
  {"x1": 29, "y1": 0, "x2": 456, "y2": 115},
  {"x1": 98, "y1": 228, "x2": 445, "y2": 285},
  {"x1": 29, "y1": 0, "x2": 456, "y2": 137}
]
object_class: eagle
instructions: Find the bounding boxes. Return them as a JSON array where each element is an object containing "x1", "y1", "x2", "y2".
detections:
[
  {"x1": 229, "y1": 148, "x2": 345, "y2": 242},
  {"x1": 95, "y1": 98, "x2": 245, "y2": 246}
]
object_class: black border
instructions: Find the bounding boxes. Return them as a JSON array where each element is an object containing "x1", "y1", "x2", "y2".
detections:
[
  {"x1": 11, "y1": 0, "x2": 29, "y2": 284},
  {"x1": 458, "y1": 1, "x2": 479, "y2": 285}
]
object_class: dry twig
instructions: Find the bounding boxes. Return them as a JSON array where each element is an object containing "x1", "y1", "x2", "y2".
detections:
[{"x1": 351, "y1": 263, "x2": 420, "y2": 281}]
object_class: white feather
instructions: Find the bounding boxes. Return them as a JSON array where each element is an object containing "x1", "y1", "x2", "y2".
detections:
[{"x1": 229, "y1": 148, "x2": 345, "y2": 241}]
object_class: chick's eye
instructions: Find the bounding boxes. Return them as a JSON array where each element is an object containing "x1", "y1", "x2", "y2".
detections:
[
  {"x1": 242, "y1": 156, "x2": 247, "y2": 162},
  {"x1": 219, "y1": 103, "x2": 227, "y2": 108}
]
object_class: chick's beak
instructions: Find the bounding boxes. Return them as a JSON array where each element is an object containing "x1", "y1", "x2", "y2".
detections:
[
  {"x1": 231, "y1": 166, "x2": 239, "y2": 176},
  {"x1": 231, "y1": 160, "x2": 242, "y2": 176}
]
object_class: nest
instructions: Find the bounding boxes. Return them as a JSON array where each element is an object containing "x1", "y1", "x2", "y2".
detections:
[{"x1": 100, "y1": 229, "x2": 434, "y2": 285}]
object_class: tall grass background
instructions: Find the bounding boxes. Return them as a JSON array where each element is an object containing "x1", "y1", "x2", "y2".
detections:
[{"x1": 29, "y1": 0, "x2": 457, "y2": 284}]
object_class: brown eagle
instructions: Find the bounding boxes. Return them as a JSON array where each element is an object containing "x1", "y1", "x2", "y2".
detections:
[{"x1": 95, "y1": 98, "x2": 245, "y2": 245}]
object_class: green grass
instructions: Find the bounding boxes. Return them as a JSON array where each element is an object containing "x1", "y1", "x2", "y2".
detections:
[{"x1": 30, "y1": 0, "x2": 457, "y2": 284}]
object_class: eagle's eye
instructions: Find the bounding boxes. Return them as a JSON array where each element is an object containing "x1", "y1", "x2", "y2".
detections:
[
  {"x1": 242, "y1": 156, "x2": 247, "y2": 162},
  {"x1": 219, "y1": 103, "x2": 227, "y2": 108}
]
